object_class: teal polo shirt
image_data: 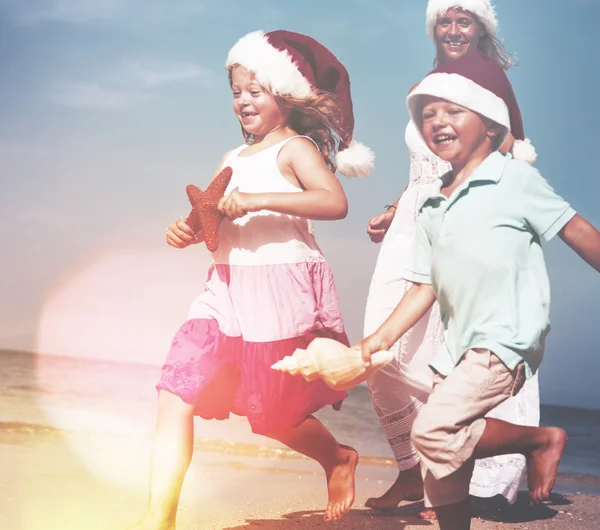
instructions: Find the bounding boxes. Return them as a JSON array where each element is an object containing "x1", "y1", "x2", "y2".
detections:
[{"x1": 404, "y1": 152, "x2": 576, "y2": 379}]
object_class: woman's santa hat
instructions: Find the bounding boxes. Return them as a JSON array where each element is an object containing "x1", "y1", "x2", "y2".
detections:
[
  {"x1": 426, "y1": 0, "x2": 499, "y2": 39},
  {"x1": 226, "y1": 30, "x2": 374, "y2": 177},
  {"x1": 407, "y1": 50, "x2": 537, "y2": 164}
]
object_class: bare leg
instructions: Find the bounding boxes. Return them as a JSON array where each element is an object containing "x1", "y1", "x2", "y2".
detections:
[
  {"x1": 435, "y1": 499, "x2": 471, "y2": 530},
  {"x1": 366, "y1": 359, "x2": 433, "y2": 515},
  {"x1": 430, "y1": 420, "x2": 566, "y2": 529},
  {"x1": 130, "y1": 390, "x2": 195, "y2": 530},
  {"x1": 473, "y1": 419, "x2": 568, "y2": 504},
  {"x1": 267, "y1": 415, "x2": 358, "y2": 522}
]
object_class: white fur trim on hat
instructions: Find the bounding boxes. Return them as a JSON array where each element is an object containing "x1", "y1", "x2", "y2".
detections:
[
  {"x1": 226, "y1": 30, "x2": 312, "y2": 98},
  {"x1": 407, "y1": 72, "x2": 510, "y2": 144},
  {"x1": 336, "y1": 140, "x2": 375, "y2": 178},
  {"x1": 512, "y1": 138, "x2": 537, "y2": 165},
  {"x1": 426, "y1": 0, "x2": 498, "y2": 39}
]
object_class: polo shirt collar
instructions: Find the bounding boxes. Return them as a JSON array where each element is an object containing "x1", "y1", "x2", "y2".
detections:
[
  {"x1": 420, "y1": 152, "x2": 509, "y2": 210},
  {"x1": 469, "y1": 151, "x2": 509, "y2": 184}
]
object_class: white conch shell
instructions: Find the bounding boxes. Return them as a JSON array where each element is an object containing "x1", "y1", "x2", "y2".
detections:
[{"x1": 271, "y1": 337, "x2": 393, "y2": 391}]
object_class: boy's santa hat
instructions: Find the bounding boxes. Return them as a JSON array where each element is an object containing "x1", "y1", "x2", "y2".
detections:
[
  {"x1": 426, "y1": 0, "x2": 499, "y2": 39},
  {"x1": 407, "y1": 50, "x2": 537, "y2": 164},
  {"x1": 226, "y1": 30, "x2": 374, "y2": 177}
]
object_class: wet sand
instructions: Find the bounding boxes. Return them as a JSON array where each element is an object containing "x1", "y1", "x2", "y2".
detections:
[{"x1": 0, "y1": 426, "x2": 598, "y2": 530}]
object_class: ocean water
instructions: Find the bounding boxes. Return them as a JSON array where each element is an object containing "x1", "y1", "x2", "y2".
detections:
[{"x1": 1, "y1": 349, "x2": 599, "y2": 481}]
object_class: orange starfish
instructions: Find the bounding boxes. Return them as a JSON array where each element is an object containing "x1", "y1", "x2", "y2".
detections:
[{"x1": 185, "y1": 166, "x2": 233, "y2": 252}]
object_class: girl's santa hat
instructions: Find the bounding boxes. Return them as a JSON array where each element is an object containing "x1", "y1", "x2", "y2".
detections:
[
  {"x1": 407, "y1": 50, "x2": 537, "y2": 164},
  {"x1": 426, "y1": 0, "x2": 499, "y2": 39},
  {"x1": 226, "y1": 30, "x2": 374, "y2": 177}
]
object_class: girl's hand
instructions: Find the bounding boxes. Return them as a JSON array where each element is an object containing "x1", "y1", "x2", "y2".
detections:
[
  {"x1": 218, "y1": 191, "x2": 263, "y2": 220},
  {"x1": 166, "y1": 218, "x2": 201, "y2": 249},
  {"x1": 367, "y1": 209, "x2": 396, "y2": 243}
]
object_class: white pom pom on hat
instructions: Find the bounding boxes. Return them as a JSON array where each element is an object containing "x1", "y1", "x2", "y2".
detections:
[
  {"x1": 511, "y1": 138, "x2": 537, "y2": 165},
  {"x1": 335, "y1": 140, "x2": 375, "y2": 178}
]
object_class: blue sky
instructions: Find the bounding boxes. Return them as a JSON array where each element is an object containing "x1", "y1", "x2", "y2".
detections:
[{"x1": 1, "y1": 0, "x2": 599, "y2": 409}]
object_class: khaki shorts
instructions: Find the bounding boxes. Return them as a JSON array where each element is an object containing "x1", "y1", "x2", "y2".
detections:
[{"x1": 411, "y1": 349, "x2": 526, "y2": 508}]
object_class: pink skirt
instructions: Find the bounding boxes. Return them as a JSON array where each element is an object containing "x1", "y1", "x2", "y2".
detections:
[{"x1": 156, "y1": 318, "x2": 348, "y2": 434}]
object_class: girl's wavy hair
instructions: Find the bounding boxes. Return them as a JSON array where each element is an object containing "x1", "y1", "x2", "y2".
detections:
[
  {"x1": 228, "y1": 68, "x2": 345, "y2": 172},
  {"x1": 433, "y1": 8, "x2": 518, "y2": 70}
]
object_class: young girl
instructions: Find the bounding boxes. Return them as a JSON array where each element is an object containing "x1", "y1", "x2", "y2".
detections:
[{"x1": 132, "y1": 30, "x2": 374, "y2": 529}]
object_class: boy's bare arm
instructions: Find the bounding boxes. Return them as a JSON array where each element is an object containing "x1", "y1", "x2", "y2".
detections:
[
  {"x1": 559, "y1": 214, "x2": 600, "y2": 273},
  {"x1": 358, "y1": 283, "x2": 436, "y2": 365}
]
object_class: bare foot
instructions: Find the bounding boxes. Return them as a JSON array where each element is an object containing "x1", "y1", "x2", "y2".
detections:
[
  {"x1": 323, "y1": 445, "x2": 359, "y2": 522},
  {"x1": 365, "y1": 464, "x2": 424, "y2": 511},
  {"x1": 418, "y1": 495, "x2": 478, "y2": 520},
  {"x1": 127, "y1": 514, "x2": 175, "y2": 530},
  {"x1": 128, "y1": 523, "x2": 169, "y2": 530},
  {"x1": 419, "y1": 508, "x2": 437, "y2": 520},
  {"x1": 526, "y1": 427, "x2": 568, "y2": 504}
]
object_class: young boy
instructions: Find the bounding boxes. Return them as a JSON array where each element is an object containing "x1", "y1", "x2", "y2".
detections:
[{"x1": 358, "y1": 50, "x2": 600, "y2": 529}]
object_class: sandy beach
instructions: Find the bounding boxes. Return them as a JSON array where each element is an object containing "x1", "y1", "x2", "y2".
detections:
[{"x1": 1, "y1": 425, "x2": 598, "y2": 530}]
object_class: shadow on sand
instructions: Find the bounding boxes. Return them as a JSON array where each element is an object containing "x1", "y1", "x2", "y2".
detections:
[
  {"x1": 222, "y1": 492, "x2": 570, "y2": 529},
  {"x1": 471, "y1": 491, "x2": 570, "y2": 523},
  {"x1": 222, "y1": 506, "x2": 433, "y2": 529}
]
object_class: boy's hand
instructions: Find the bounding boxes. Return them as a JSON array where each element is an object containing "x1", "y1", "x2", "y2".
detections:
[
  {"x1": 166, "y1": 218, "x2": 200, "y2": 249},
  {"x1": 356, "y1": 332, "x2": 389, "y2": 367},
  {"x1": 218, "y1": 191, "x2": 263, "y2": 220}
]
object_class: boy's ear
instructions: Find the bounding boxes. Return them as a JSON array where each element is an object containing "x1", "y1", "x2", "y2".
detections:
[{"x1": 486, "y1": 120, "x2": 505, "y2": 140}]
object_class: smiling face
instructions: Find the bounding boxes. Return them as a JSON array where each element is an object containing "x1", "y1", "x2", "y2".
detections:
[
  {"x1": 230, "y1": 65, "x2": 290, "y2": 141},
  {"x1": 435, "y1": 8, "x2": 484, "y2": 63},
  {"x1": 420, "y1": 96, "x2": 501, "y2": 166}
]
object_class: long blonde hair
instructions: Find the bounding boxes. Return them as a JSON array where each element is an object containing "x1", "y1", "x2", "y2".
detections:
[
  {"x1": 433, "y1": 9, "x2": 517, "y2": 70},
  {"x1": 280, "y1": 91, "x2": 345, "y2": 173}
]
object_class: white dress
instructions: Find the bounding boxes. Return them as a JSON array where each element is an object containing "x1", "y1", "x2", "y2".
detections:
[{"x1": 364, "y1": 121, "x2": 540, "y2": 503}]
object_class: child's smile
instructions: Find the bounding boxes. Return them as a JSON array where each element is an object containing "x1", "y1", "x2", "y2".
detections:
[
  {"x1": 419, "y1": 96, "x2": 501, "y2": 166},
  {"x1": 432, "y1": 133, "x2": 458, "y2": 146},
  {"x1": 230, "y1": 65, "x2": 290, "y2": 140},
  {"x1": 240, "y1": 110, "x2": 259, "y2": 125},
  {"x1": 430, "y1": 129, "x2": 461, "y2": 160}
]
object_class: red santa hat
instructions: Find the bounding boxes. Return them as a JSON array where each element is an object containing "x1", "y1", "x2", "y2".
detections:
[
  {"x1": 426, "y1": 0, "x2": 499, "y2": 39},
  {"x1": 226, "y1": 30, "x2": 374, "y2": 177},
  {"x1": 407, "y1": 50, "x2": 537, "y2": 164}
]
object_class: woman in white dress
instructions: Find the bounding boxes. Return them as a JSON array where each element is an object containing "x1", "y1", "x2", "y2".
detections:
[{"x1": 364, "y1": 0, "x2": 539, "y2": 517}]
